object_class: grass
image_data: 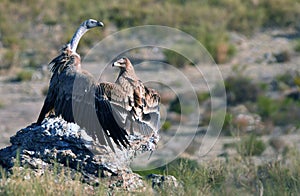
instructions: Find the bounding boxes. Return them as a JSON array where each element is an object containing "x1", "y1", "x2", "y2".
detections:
[
  {"x1": 256, "y1": 96, "x2": 300, "y2": 126},
  {"x1": 295, "y1": 39, "x2": 300, "y2": 53},
  {"x1": 0, "y1": 100, "x2": 5, "y2": 109},
  {"x1": 257, "y1": 96, "x2": 279, "y2": 120},
  {"x1": 197, "y1": 92, "x2": 210, "y2": 104},
  {"x1": 0, "y1": 164, "x2": 107, "y2": 196},
  {"x1": 15, "y1": 69, "x2": 34, "y2": 82},
  {"x1": 1, "y1": 0, "x2": 300, "y2": 194},
  {"x1": 161, "y1": 120, "x2": 172, "y2": 131},
  {"x1": 136, "y1": 147, "x2": 299, "y2": 195},
  {"x1": 163, "y1": 50, "x2": 190, "y2": 68},
  {"x1": 0, "y1": 0, "x2": 299, "y2": 71},
  {"x1": 1, "y1": 143, "x2": 300, "y2": 195},
  {"x1": 236, "y1": 134, "x2": 266, "y2": 156},
  {"x1": 225, "y1": 75, "x2": 261, "y2": 105}
]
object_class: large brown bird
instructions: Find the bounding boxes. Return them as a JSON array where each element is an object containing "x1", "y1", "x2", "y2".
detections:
[
  {"x1": 98, "y1": 57, "x2": 160, "y2": 138},
  {"x1": 37, "y1": 19, "x2": 160, "y2": 150}
]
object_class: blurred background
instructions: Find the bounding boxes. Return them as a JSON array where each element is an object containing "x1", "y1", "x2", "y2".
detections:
[
  {"x1": 1, "y1": 0, "x2": 300, "y2": 193},
  {"x1": 1, "y1": 0, "x2": 299, "y2": 70}
]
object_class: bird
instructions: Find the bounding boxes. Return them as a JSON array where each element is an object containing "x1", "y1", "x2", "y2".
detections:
[
  {"x1": 37, "y1": 19, "x2": 160, "y2": 150},
  {"x1": 36, "y1": 19, "x2": 125, "y2": 149},
  {"x1": 37, "y1": 18, "x2": 103, "y2": 121},
  {"x1": 97, "y1": 57, "x2": 160, "y2": 140}
]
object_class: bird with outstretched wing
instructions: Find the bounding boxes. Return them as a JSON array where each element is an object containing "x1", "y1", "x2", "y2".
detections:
[
  {"x1": 37, "y1": 20, "x2": 160, "y2": 152},
  {"x1": 96, "y1": 57, "x2": 160, "y2": 144}
]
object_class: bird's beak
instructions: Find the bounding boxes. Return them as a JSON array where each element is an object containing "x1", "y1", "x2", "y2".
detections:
[
  {"x1": 97, "y1": 21, "x2": 104, "y2": 27},
  {"x1": 112, "y1": 61, "x2": 121, "y2": 67},
  {"x1": 112, "y1": 58, "x2": 126, "y2": 67}
]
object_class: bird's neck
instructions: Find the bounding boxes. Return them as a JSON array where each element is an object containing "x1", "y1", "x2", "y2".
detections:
[
  {"x1": 69, "y1": 25, "x2": 88, "y2": 52},
  {"x1": 117, "y1": 69, "x2": 139, "y2": 83}
]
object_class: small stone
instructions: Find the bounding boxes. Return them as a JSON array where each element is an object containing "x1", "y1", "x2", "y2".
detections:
[{"x1": 147, "y1": 174, "x2": 182, "y2": 190}]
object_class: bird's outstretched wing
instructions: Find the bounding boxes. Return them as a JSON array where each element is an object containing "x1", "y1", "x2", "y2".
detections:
[
  {"x1": 95, "y1": 84, "x2": 130, "y2": 148},
  {"x1": 98, "y1": 82, "x2": 160, "y2": 139},
  {"x1": 37, "y1": 51, "x2": 117, "y2": 150}
]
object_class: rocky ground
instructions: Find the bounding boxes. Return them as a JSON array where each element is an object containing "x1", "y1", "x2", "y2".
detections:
[{"x1": 0, "y1": 28, "x2": 300, "y2": 167}]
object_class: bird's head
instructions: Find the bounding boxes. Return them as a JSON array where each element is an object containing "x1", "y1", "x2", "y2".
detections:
[
  {"x1": 113, "y1": 57, "x2": 139, "y2": 80},
  {"x1": 112, "y1": 57, "x2": 134, "y2": 71},
  {"x1": 82, "y1": 19, "x2": 104, "y2": 29}
]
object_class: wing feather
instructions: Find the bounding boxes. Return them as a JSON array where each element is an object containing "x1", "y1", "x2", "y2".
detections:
[
  {"x1": 38, "y1": 47, "x2": 124, "y2": 150},
  {"x1": 95, "y1": 85, "x2": 130, "y2": 148},
  {"x1": 100, "y1": 81, "x2": 160, "y2": 137}
]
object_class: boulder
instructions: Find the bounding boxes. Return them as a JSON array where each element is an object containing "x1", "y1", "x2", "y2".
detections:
[{"x1": 0, "y1": 117, "x2": 159, "y2": 191}]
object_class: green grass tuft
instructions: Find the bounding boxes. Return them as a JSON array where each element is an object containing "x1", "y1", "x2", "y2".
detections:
[
  {"x1": 295, "y1": 39, "x2": 300, "y2": 53},
  {"x1": 15, "y1": 69, "x2": 34, "y2": 82},
  {"x1": 236, "y1": 134, "x2": 266, "y2": 156},
  {"x1": 161, "y1": 121, "x2": 172, "y2": 131}
]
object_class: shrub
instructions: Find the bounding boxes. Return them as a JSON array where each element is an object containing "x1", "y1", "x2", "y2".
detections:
[
  {"x1": 261, "y1": 0, "x2": 300, "y2": 28},
  {"x1": 163, "y1": 50, "x2": 189, "y2": 68},
  {"x1": 276, "y1": 71, "x2": 298, "y2": 88},
  {"x1": 225, "y1": 76, "x2": 260, "y2": 105},
  {"x1": 270, "y1": 98, "x2": 300, "y2": 126},
  {"x1": 295, "y1": 39, "x2": 300, "y2": 52},
  {"x1": 1, "y1": 51, "x2": 15, "y2": 70},
  {"x1": 15, "y1": 69, "x2": 34, "y2": 82},
  {"x1": 274, "y1": 50, "x2": 291, "y2": 63},
  {"x1": 257, "y1": 96, "x2": 279, "y2": 120},
  {"x1": 236, "y1": 134, "x2": 266, "y2": 156},
  {"x1": 169, "y1": 96, "x2": 181, "y2": 114},
  {"x1": 197, "y1": 92, "x2": 210, "y2": 103},
  {"x1": 256, "y1": 95, "x2": 300, "y2": 126},
  {"x1": 161, "y1": 121, "x2": 172, "y2": 131}
]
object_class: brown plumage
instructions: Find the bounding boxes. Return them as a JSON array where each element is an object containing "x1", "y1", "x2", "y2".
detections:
[
  {"x1": 98, "y1": 57, "x2": 160, "y2": 137},
  {"x1": 38, "y1": 46, "x2": 131, "y2": 149},
  {"x1": 37, "y1": 20, "x2": 160, "y2": 150}
]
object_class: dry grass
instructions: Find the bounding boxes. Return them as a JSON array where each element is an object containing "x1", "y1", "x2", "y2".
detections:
[{"x1": 0, "y1": 165, "x2": 106, "y2": 196}]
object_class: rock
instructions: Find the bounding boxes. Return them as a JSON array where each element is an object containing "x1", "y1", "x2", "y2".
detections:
[
  {"x1": 0, "y1": 117, "x2": 159, "y2": 191},
  {"x1": 147, "y1": 174, "x2": 183, "y2": 193},
  {"x1": 230, "y1": 104, "x2": 249, "y2": 115},
  {"x1": 229, "y1": 30, "x2": 292, "y2": 65},
  {"x1": 269, "y1": 137, "x2": 287, "y2": 153}
]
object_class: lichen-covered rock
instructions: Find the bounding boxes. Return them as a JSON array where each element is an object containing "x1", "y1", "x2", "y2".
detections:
[
  {"x1": 147, "y1": 174, "x2": 183, "y2": 194},
  {"x1": 0, "y1": 117, "x2": 159, "y2": 191}
]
